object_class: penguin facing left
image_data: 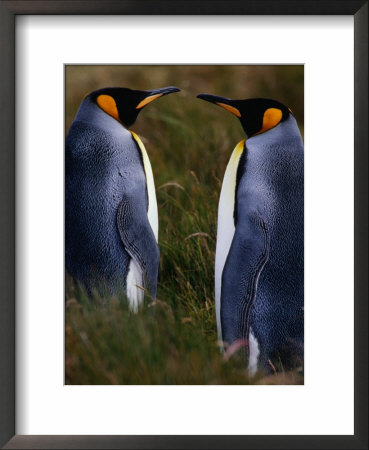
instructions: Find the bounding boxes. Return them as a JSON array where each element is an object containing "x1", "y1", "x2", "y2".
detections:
[
  {"x1": 197, "y1": 93, "x2": 304, "y2": 374},
  {"x1": 66, "y1": 86, "x2": 180, "y2": 311}
]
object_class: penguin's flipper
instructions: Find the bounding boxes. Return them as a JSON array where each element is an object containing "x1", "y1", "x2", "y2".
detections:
[
  {"x1": 220, "y1": 212, "x2": 270, "y2": 347},
  {"x1": 117, "y1": 197, "x2": 160, "y2": 299}
]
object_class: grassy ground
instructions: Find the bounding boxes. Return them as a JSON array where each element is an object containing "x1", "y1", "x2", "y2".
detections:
[{"x1": 65, "y1": 65, "x2": 304, "y2": 384}]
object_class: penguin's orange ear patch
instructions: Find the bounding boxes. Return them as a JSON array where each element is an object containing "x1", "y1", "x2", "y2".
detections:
[
  {"x1": 97, "y1": 94, "x2": 120, "y2": 121},
  {"x1": 136, "y1": 93, "x2": 163, "y2": 109},
  {"x1": 256, "y1": 108, "x2": 283, "y2": 135}
]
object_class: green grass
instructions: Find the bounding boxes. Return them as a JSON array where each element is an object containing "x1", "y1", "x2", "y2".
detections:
[{"x1": 65, "y1": 65, "x2": 304, "y2": 385}]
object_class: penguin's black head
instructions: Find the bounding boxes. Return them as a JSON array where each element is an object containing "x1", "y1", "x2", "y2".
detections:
[
  {"x1": 196, "y1": 94, "x2": 291, "y2": 138},
  {"x1": 88, "y1": 86, "x2": 180, "y2": 127}
]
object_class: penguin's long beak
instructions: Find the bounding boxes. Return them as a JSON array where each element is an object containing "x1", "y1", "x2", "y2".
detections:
[
  {"x1": 197, "y1": 93, "x2": 242, "y2": 118},
  {"x1": 136, "y1": 86, "x2": 180, "y2": 109}
]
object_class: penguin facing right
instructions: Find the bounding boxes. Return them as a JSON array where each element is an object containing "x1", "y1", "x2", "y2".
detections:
[
  {"x1": 66, "y1": 86, "x2": 180, "y2": 311},
  {"x1": 197, "y1": 94, "x2": 304, "y2": 374}
]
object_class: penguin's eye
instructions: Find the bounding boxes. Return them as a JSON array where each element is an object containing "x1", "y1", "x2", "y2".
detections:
[
  {"x1": 256, "y1": 108, "x2": 283, "y2": 135},
  {"x1": 96, "y1": 95, "x2": 120, "y2": 121}
]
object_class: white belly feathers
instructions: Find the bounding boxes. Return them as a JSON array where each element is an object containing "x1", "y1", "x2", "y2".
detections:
[
  {"x1": 124, "y1": 132, "x2": 158, "y2": 311},
  {"x1": 248, "y1": 328, "x2": 260, "y2": 375},
  {"x1": 130, "y1": 131, "x2": 158, "y2": 241},
  {"x1": 126, "y1": 258, "x2": 144, "y2": 313},
  {"x1": 215, "y1": 139, "x2": 245, "y2": 344}
]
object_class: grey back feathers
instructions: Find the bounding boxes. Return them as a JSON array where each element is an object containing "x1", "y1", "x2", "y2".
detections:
[{"x1": 232, "y1": 116, "x2": 304, "y2": 372}]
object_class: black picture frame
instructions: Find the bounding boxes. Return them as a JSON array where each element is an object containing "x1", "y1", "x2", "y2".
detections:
[{"x1": 0, "y1": 1, "x2": 367, "y2": 449}]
